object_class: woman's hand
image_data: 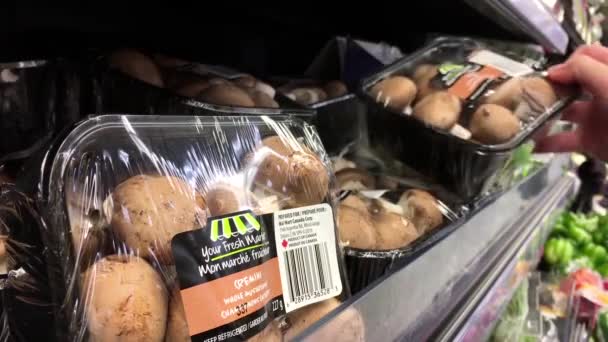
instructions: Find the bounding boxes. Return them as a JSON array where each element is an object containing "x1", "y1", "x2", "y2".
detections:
[{"x1": 535, "y1": 44, "x2": 608, "y2": 161}]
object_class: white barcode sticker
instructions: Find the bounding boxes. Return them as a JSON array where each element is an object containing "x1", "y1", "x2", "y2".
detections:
[
  {"x1": 273, "y1": 203, "x2": 342, "y2": 312},
  {"x1": 469, "y1": 50, "x2": 534, "y2": 77}
]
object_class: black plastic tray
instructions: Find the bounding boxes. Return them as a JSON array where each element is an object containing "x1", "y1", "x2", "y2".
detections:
[
  {"x1": 341, "y1": 187, "x2": 468, "y2": 294},
  {"x1": 88, "y1": 58, "x2": 316, "y2": 121},
  {"x1": 359, "y1": 37, "x2": 576, "y2": 201},
  {"x1": 311, "y1": 95, "x2": 368, "y2": 155}
]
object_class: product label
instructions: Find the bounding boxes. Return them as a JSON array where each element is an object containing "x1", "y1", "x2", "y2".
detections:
[
  {"x1": 273, "y1": 204, "x2": 342, "y2": 312},
  {"x1": 468, "y1": 49, "x2": 534, "y2": 77},
  {"x1": 172, "y1": 204, "x2": 341, "y2": 341},
  {"x1": 438, "y1": 62, "x2": 504, "y2": 101}
]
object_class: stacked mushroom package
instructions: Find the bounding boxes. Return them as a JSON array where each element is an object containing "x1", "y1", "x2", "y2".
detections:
[
  {"x1": 39, "y1": 115, "x2": 364, "y2": 341},
  {"x1": 332, "y1": 157, "x2": 465, "y2": 292},
  {"x1": 90, "y1": 49, "x2": 314, "y2": 119},
  {"x1": 362, "y1": 37, "x2": 578, "y2": 201}
]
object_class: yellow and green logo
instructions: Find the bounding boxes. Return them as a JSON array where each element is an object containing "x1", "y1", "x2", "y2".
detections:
[{"x1": 210, "y1": 212, "x2": 261, "y2": 242}]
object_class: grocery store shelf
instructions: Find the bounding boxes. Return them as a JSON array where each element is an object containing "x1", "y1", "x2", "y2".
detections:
[
  {"x1": 440, "y1": 168, "x2": 578, "y2": 341},
  {"x1": 298, "y1": 154, "x2": 577, "y2": 341},
  {"x1": 467, "y1": 0, "x2": 569, "y2": 54}
]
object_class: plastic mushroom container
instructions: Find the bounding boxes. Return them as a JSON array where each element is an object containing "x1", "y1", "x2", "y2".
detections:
[
  {"x1": 38, "y1": 114, "x2": 365, "y2": 341},
  {"x1": 361, "y1": 37, "x2": 578, "y2": 201}
]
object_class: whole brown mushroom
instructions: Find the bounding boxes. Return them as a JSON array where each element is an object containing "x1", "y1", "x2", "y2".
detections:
[
  {"x1": 206, "y1": 184, "x2": 245, "y2": 217},
  {"x1": 374, "y1": 211, "x2": 419, "y2": 250},
  {"x1": 109, "y1": 49, "x2": 164, "y2": 88},
  {"x1": 484, "y1": 77, "x2": 523, "y2": 110},
  {"x1": 469, "y1": 104, "x2": 521, "y2": 144},
  {"x1": 521, "y1": 77, "x2": 558, "y2": 111},
  {"x1": 174, "y1": 79, "x2": 211, "y2": 98},
  {"x1": 412, "y1": 91, "x2": 461, "y2": 130},
  {"x1": 338, "y1": 205, "x2": 377, "y2": 249},
  {"x1": 234, "y1": 75, "x2": 257, "y2": 89},
  {"x1": 198, "y1": 83, "x2": 256, "y2": 107},
  {"x1": 248, "y1": 90, "x2": 280, "y2": 108},
  {"x1": 335, "y1": 168, "x2": 376, "y2": 191},
  {"x1": 398, "y1": 190, "x2": 443, "y2": 234},
  {"x1": 289, "y1": 87, "x2": 328, "y2": 105},
  {"x1": 252, "y1": 136, "x2": 329, "y2": 207},
  {"x1": 370, "y1": 76, "x2": 417, "y2": 111},
  {"x1": 82, "y1": 255, "x2": 168, "y2": 342},
  {"x1": 324, "y1": 80, "x2": 348, "y2": 98},
  {"x1": 111, "y1": 175, "x2": 207, "y2": 263},
  {"x1": 341, "y1": 194, "x2": 369, "y2": 214},
  {"x1": 413, "y1": 64, "x2": 439, "y2": 102}
]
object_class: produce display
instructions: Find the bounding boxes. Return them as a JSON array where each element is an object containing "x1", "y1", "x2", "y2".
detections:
[
  {"x1": 489, "y1": 278, "x2": 530, "y2": 342},
  {"x1": 0, "y1": 34, "x2": 583, "y2": 342},
  {"x1": 543, "y1": 212, "x2": 608, "y2": 276},
  {"x1": 39, "y1": 115, "x2": 362, "y2": 341}
]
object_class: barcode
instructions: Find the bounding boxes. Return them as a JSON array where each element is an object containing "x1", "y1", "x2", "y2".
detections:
[{"x1": 283, "y1": 242, "x2": 333, "y2": 302}]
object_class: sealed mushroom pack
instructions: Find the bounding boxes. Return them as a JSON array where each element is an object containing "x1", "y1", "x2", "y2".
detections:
[
  {"x1": 362, "y1": 37, "x2": 578, "y2": 201},
  {"x1": 39, "y1": 115, "x2": 360, "y2": 341}
]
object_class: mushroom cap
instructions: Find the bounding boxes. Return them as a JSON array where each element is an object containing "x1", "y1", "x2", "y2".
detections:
[
  {"x1": 253, "y1": 136, "x2": 329, "y2": 207},
  {"x1": 412, "y1": 64, "x2": 437, "y2": 84},
  {"x1": 484, "y1": 77, "x2": 523, "y2": 110},
  {"x1": 470, "y1": 104, "x2": 521, "y2": 144},
  {"x1": 335, "y1": 168, "x2": 376, "y2": 191},
  {"x1": 370, "y1": 76, "x2": 417, "y2": 111},
  {"x1": 338, "y1": 205, "x2": 377, "y2": 249},
  {"x1": 290, "y1": 87, "x2": 328, "y2": 105},
  {"x1": 324, "y1": 80, "x2": 348, "y2": 98},
  {"x1": 413, "y1": 65, "x2": 439, "y2": 102},
  {"x1": 109, "y1": 49, "x2": 164, "y2": 88},
  {"x1": 341, "y1": 194, "x2": 369, "y2": 214},
  {"x1": 374, "y1": 212, "x2": 419, "y2": 250},
  {"x1": 82, "y1": 255, "x2": 168, "y2": 342},
  {"x1": 412, "y1": 91, "x2": 461, "y2": 130},
  {"x1": 110, "y1": 175, "x2": 206, "y2": 263},
  {"x1": 197, "y1": 83, "x2": 256, "y2": 107},
  {"x1": 233, "y1": 75, "x2": 257, "y2": 89},
  {"x1": 248, "y1": 90, "x2": 279, "y2": 108},
  {"x1": 206, "y1": 184, "x2": 250, "y2": 217},
  {"x1": 521, "y1": 77, "x2": 558, "y2": 111},
  {"x1": 254, "y1": 81, "x2": 276, "y2": 99},
  {"x1": 174, "y1": 79, "x2": 211, "y2": 98},
  {"x1": 398, "y1": 190, "x2": 443, "y2": 234}
]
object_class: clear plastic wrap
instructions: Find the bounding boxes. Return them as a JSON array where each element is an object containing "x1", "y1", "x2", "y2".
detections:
[
  {"x1": 38, "y1": 115, "x2": 359, "y2": 341},
  {"x1": 91, "y1": 50, "x2": 314, "y2": 120},
  {"x1": 361, "y1": 37, "x2": 578, "y2": 201}
]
